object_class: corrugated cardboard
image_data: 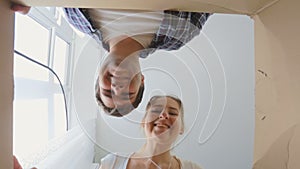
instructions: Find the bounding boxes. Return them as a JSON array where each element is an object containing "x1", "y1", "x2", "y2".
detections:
[
  {"x1": 253, "y1": 0, "x2": 300, "y2": 165},
  {"x1": 12, "y1": 0, "x2": 279, "y2": 15},
  {"x1": 2, "y1": 0, "x2": 300, "y2": 168},
  {"x1": 253, "y1": 124, "x2": 300, "y2": 169},
  {"x1": 0, "y1": 1, "x2": 14, "y2": 169}
]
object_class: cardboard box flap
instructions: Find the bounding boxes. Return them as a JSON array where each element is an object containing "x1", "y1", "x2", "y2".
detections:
[{"x1": 12, "y1": 0, "x2": 279, "y2": 15}]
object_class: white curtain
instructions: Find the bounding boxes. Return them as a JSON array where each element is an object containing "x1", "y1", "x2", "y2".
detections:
[{"x1": 33, "y1": 120, "x2": 98, "y2": 169}]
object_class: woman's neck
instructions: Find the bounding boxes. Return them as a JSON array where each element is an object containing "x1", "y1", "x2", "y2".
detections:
[
  {"x1": 128, "y1": 142, "x2": 181, "y2": 169},
  {"x1": 136, "y1": 142, "x2": 173, "y2": 163}
]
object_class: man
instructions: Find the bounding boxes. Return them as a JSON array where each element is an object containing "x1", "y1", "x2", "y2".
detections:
[
  {"x1": 65, "y1": 8, "x2": 211, "y2": 117},
  {"x1": 12, "y1": 4, "x2": 211, "y2": 117}
]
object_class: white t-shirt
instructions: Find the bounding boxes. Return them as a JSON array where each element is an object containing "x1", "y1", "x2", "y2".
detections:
[
  {"x1": 100, "y1": 153, "x2": 203, "y2": 169},
  {"x1": 87, "y1": 9, "x2": 164, "y2": 48}
]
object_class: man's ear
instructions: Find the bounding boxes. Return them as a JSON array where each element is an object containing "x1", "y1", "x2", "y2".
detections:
[{"x1": 141, "y1": 74, "x2": 145, "y2": 84}]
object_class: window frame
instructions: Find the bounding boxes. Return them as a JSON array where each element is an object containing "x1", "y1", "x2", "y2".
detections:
[{"x1": 13, "y1": 6, "x2": 76, "y2": 159}]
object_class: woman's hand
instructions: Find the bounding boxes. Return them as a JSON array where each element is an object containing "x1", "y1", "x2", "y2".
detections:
[
  {"x1": 13, "y1": 155, "x2": 37, "y2": 169},
  {"x1": 13, "y1": 155, "x2": 23, "y2": 169}
]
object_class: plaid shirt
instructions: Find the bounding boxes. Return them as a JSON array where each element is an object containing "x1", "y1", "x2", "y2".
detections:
[{"x1": 64, "y1": 8, "x2": 211, "y2": 58}]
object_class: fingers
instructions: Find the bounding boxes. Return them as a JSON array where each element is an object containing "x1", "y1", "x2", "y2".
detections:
[
  {"x1": 13, "y1": 155, "x2": 38, "y2": 169},
  {"x1": 13, "y1": 155, "x2": 23, "y2": 169},
  {"x1": 11, "y1": 3, "x2": 31, "y2": 15}
]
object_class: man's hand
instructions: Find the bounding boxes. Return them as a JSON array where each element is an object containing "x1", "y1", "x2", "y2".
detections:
[{"x1": 11, "y1": 3, "x2": 31, "y2": 14}]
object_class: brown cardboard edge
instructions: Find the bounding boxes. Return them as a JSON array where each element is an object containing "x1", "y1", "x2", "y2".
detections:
[
  {"x1": 11, "y1": 0, "x2": 248, "y2": 14},
  {"x1": 0, "y1": 1, "x2": 14, "y2": 168}
]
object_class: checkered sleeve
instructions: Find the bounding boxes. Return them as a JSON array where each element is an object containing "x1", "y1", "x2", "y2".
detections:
[
  {"x1": 63, "y1": 8, "x2": 110, "y2": 50},
  {"x1": 63, "y1": 8, "x2": 95, "y2": 36},
  {"x1": 140, "y1": 11, "x2": 211, "y2": 58}
]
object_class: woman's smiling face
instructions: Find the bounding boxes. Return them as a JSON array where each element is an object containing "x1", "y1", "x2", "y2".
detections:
[{"x1": 142, "y1": 96, "x2": 184, "y2": 143}]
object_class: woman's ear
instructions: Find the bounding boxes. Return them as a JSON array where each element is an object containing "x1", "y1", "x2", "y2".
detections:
[
  {"x1": 180, "y1": 126, "x2": 184, "y2": 135},
  {"x1": 180, "y1": 119, "x2": 184, "y2": 135}
]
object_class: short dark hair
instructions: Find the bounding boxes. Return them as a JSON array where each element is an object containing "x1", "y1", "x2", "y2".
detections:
[{"x1": 95, "y1": 77, "x2": 145, "y2": 117}]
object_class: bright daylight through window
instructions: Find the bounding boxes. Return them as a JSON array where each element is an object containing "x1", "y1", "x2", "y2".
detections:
[{"x1": 13, "y1": 7, "x2": 74, "y2": 167}]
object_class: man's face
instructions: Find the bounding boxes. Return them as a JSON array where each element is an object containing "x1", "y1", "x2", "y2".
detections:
[{"x1": 98, "y1": 55, "x2": 144, "y2": 110}]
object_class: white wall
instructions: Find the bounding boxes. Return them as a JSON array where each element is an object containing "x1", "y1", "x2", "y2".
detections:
[
  {"x1": 73, "y1": 14, "x2": 255, "y2": 169},
  {"x1": 70, "y1": 35, "x2": 102, "y2": 129},
  {"x1": 174, "y1": 14, "x2": 255, "y2": 169}
]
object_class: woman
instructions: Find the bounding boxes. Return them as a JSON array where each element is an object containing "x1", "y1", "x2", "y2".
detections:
[
  {"x1": 100, "y1": 95, "x2": 202, "y2": 169},
  {"x1": 12, "y1": 96, "x2": 201, "y2": 169}
]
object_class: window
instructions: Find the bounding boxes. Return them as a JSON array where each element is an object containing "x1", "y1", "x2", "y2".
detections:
[{"x1": 13, "y1": 7, "x2": 74, "y2": 167}]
